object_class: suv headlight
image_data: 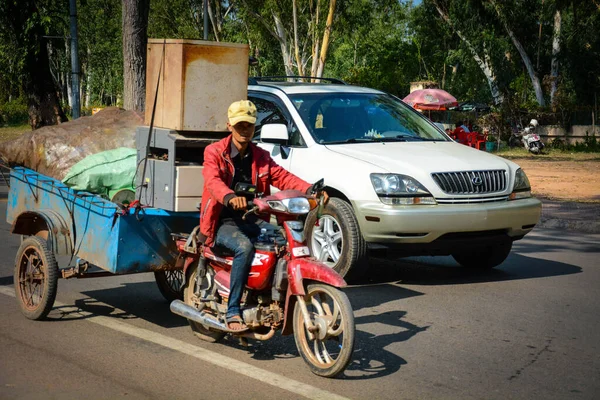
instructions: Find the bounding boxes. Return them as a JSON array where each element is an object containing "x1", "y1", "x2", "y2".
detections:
[
  {"x1": 370, "y1": 173, "x2": 436, "y2": 205},
  {"x1": 510, "y1": 168, "x2": 532, "y2": 200}
]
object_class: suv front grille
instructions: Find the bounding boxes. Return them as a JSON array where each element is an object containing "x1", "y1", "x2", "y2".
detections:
[{"x1": 432, "y1": 170, "x2": 507, "y2": 194}]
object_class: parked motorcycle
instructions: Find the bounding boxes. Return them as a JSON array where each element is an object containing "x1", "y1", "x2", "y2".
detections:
[
  {"x1": 170, "y1": 179, "x2": 355, "y2": 378},
  {"x1": 509, "y1": 119, "x2": 545, "y2": 154}
]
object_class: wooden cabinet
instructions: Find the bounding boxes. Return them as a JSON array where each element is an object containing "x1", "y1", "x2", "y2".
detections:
[{"x1": 145, "y1": 39, "x2": 249, "y2": 132}]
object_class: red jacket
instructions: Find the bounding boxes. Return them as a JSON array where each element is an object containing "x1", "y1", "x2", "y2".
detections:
[{"x1": 199, "y1": 135, "x2": 311, "y2": 247}]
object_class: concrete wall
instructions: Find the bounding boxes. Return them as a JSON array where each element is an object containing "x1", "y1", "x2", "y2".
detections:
[{"x1": 540, "y1": 125, "x2": 598, "y2": 144}]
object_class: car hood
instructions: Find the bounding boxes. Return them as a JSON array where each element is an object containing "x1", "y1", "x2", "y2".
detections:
[{"x1": 324, "y1": 141, "x2": 518, "y2": 174}]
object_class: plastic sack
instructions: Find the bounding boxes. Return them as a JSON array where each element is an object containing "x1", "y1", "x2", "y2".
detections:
[
  {"x1": 62, "y1": 148, "x2": 137, "y2": 197},
  {"x1": 0, "y1": 107, "x2": 142, "y2": 180}
]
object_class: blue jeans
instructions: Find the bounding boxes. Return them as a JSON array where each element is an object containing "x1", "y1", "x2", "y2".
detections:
[{"x1": 214, "y1": 219, "x2": 275, "y2": 319}]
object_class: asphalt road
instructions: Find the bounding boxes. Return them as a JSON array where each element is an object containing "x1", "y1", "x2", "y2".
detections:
[{"x1": 1, "y1": 180, "x2": 599, "y2": 400}]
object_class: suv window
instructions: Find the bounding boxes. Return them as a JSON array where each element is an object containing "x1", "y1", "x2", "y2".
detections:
[
  {"x1": 289, "y1": 93, "x2": 448, "y2": 144},
  {"x1": 249, "y1": 95, "x2": 305, "y2": 147}
]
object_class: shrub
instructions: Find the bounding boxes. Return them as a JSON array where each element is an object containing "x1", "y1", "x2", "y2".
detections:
[
  {"x1": 0, "y1": 98, "x2": 28, "y2": 125},
  {"x1": 550, "y1": 137, "x2": 567, "y2": 150}
]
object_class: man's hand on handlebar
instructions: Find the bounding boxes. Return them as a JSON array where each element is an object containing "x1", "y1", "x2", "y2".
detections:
[
  {"x1": 228, "y1": 196, "x2": 248, "y2": 211},
  {"x1": 319, "y1": 190, "x2": 330, "y2": 205}
]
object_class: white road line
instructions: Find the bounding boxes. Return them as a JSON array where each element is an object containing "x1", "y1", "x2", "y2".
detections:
[{"x1": 0, "y1": 286, "x2": 350, "y2": 400}]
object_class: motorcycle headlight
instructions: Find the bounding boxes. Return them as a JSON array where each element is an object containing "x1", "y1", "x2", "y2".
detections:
[
  {"x1": 370, "y1": 173, "x2": 436, "y2": 205},
  {"x1": 510, "y1": 168, "x2": 532, "y2": 200},
  {"x1": 267, "y1": 197, "x2": 311, "y2": 214}
]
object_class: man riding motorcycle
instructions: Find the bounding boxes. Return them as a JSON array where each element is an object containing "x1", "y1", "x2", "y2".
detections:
[{"x1": 198, "y1": 100, "x2": 328, "y2": 331}]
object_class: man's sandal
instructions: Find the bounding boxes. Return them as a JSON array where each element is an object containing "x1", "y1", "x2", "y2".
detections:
[{"x1": 225, "y1": 315, "x2": 249, "y2": 332}]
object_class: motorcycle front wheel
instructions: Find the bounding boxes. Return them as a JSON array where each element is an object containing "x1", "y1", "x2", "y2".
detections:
[{"x1": 293, "y1": 283, "x2": 355, "y2": 378}]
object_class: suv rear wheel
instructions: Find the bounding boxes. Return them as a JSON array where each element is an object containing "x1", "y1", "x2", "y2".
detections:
[
  {"x1": 452, "y1": 241, "x2": 513, "y2": 269},
  {"x1": 305, "y1": 198, "x2": 368, "y2": 281}
]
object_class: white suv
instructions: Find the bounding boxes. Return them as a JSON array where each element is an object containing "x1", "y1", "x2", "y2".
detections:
[{"x1": 249, "y1": 78, "x2": 541, "y2": 279}]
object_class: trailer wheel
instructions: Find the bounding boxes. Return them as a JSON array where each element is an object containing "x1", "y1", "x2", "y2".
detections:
[
  {"x1": 14, "y1": 236, "x2": 58, "y2": 320},
  {"x1": 154, "y1": 270, "x2": 184, "y2": 302}
]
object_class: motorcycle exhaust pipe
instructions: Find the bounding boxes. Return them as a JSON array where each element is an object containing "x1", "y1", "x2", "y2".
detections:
[{"x1": 170, "y1": 300, "x2": 228, "y2": 331}]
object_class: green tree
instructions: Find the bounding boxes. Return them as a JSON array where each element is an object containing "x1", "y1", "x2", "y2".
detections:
[
  {"x1": 78, "y1": 0, "x2": 123, "y2": 108},
  {"x1": 326, "y1": 0, "x2": 416, "y2": 95},
  {"x1": 0, "y1": 0, "x2": 68, "y2": 128}
]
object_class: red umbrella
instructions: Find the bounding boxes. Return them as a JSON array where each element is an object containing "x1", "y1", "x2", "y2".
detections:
[{"x1": 402, "y1": 89, "x2": 459, "y2": 111}]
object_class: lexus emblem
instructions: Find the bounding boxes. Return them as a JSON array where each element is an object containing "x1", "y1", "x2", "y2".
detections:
[{"x1": 472, "y1": 176, "x2": 483, "y2": 186}]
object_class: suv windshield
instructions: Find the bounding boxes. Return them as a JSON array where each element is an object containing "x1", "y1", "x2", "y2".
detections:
[{"x1": 289, "y1": 92, "x2": 449, "y2": 144}]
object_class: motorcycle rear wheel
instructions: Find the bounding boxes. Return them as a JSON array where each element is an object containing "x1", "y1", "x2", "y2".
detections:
[
  {"x1": 154, "y1": 270, "x2": 184, "y2": 302},
  {"x1": 293, "y1": 283, "x2": 355, "y2": 378},
  {"x1": 183, "y1": 263, "x2": 225, "y2": 343}
]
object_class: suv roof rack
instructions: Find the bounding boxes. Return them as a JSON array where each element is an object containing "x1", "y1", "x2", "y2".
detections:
[{"x1": 249, "y1": 76, "x2": 347, "y2": 85}]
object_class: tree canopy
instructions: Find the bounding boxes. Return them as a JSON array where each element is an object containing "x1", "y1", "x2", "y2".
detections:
[{"x1": 1, "y1": 0, "x2": 599, "y2": 127}]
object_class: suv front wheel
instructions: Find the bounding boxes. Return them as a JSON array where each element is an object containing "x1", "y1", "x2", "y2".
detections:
[{"x1": 304, "y1": 198, "x2": 368, "y2": 281}]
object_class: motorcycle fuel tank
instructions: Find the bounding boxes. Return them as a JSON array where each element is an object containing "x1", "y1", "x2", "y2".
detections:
[{"x1": 213, "y1": 247, "x2": 278, "y2": 294}]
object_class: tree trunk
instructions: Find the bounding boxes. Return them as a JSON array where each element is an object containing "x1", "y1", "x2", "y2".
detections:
[
  {"x1": 292, "y1": 0, "x2": 304, "y2": 76},
  {"x1": 433, "y1": 2, "x2": 504, "y2": 105},
  {"x1": 85, "y1": 46, "x2": 91, "y2": 107},
  {"x1": 122, "y1": 0, "x2": 150, "y2": 112},
  {"x1": 26, "y1": 41, "x2": 69, "y2": 129},
  {"x1": 489, "y1": 0, "x2": 545, "y2": 107},
  {"x1": 272, "y1": 12, "x2": 295, "y2": 76},
  {"x1": 310, "y1": 0, "x2": 321, "y2": 77},
  {"x1": 64, "y1": 41, "x2": 73, "y2": 109},
  {"x1": 550, "y1": 9, "x2": 561, "y2": 107},
  {"x1": 315, "y1": 0, "x2": 336, "y2": 78},
  {"x1": 207, "y1": 0, "x2": 220, "y2": 42},
  {"x1": 4, "y1": 0, "x2": 68, "y2": 129}
]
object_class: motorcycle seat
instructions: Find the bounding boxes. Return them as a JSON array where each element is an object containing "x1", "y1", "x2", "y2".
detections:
[{"x1": 209, "y1": 245, "x2": 235, "y2": 257}]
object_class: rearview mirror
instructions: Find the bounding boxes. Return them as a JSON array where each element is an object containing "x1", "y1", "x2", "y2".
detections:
[
  {"x1": 261, "y1": 124, "x2": 289, "y2": 145},
  {"x1": 310, "y1": 178, "x2": 325, "y2": 194}
]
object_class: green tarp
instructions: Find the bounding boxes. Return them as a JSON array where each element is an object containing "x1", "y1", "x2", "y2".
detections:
[{"x1": 62, "y1": 147, "x2": 136, "y2": 198}]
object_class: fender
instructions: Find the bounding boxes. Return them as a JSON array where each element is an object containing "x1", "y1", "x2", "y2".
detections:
[
  {"x1": 281, "y1": 258, "x2": 347, "y2": 335},
  {"x1": 11, "y1": 210, "x2": 73, "y2": 256}
]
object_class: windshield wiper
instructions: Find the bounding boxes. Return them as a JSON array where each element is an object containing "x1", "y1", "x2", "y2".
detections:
[
  {"x1": 323, "y1": 136, "x2": 442, "y2": 144},
  {"x1": 390, "y1": 135, "x2": 443, "y2": 142},
  {"x1": 323, "y1": 138, "x2": 374, "y2": 144}
]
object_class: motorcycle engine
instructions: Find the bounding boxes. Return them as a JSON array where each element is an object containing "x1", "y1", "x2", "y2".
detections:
[{"x1": 242, "y1": 303, "x2": 283, "y2": 328}]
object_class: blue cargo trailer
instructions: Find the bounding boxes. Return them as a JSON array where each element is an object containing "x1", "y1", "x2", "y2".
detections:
[{"x1": 5, "y1": 167, "x2": 199, "y2": 320}]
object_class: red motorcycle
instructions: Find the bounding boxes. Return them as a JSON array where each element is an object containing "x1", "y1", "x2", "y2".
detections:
[{"x1": 170, "y1": 180, "x2": 355, "y2": 378}]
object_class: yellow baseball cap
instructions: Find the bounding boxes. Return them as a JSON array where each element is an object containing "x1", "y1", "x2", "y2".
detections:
[{"x1": 228, "y1": 100, "x2": 257, "y2": 126}]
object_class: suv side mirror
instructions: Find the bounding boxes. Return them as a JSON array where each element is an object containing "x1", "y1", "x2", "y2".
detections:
[{"x1": 261, "y1": 124, "x2": 289, "y2": 145}]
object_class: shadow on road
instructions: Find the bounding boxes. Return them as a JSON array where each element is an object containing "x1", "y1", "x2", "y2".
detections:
[
  {"x1": 338, "y1": 283, "x2": 426, "y2": 379},
  {"x1": 37, "y1": 281, "x2": 188, "y2": 328},
  {"x1": 343, "y1": 310, "x2": 427, "y2": 380},
  {"x1": 230, "y1": 284, "x2": 426, "y2": 380},
  {"x1": 0, "y1": 276, "x2": 13, "y2": 286},
  {"x1": 353, "y1": 251, "x2": 581, "y2": 286},
  {"x1": 514, "y1": 231, "x2": 600, "y2": 254}
]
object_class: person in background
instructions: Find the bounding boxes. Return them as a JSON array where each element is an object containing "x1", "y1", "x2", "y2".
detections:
[
  {"x1": 453, "y1": 121, "x2": 469, "y2": 144},
  {"x1": 198, "y1": 100, "x2": 328, "y2": 331},
  {"x1": 461, "y1": 120, "x2": 471, "y2": 133}
]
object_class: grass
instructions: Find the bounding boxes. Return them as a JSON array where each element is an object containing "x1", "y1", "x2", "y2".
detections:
[
  {"x1": 494, "y1": 147, "x2": 600, "y2": 162},
  {"x1": 0, "y1": 124, "x2": 30, "y2": 144},
  {"x1": 2, "y1": 123, "x2": 600, "y2": 162}
]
